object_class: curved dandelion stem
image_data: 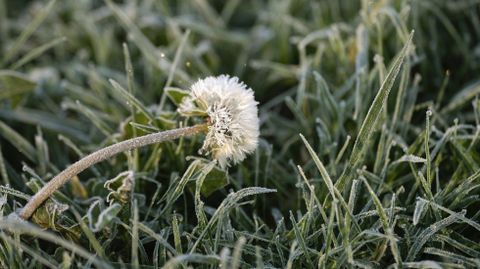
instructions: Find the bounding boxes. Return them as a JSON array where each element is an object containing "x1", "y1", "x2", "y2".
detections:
[{"x1": 19, "y1": 124, "x2": 208, "y2": 220}]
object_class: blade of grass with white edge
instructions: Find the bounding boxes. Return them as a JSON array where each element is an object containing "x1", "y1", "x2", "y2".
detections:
[
  {"x1": 285, "y1": 241, "x2": 298, "y2": 269},
  {"x1": 0, "y1": 221, "x2": 113, "y2": 269},
  {"x1": 299, "y1": 134, "x2": 359, "y2": 232},
  {"x1": 417, "y1": 197, "x2": 480, "y2": 232},
  {"x1": 432, "y1": 235, "x2": 480, "y2": 258},
  {"x1": 0, "y1": 235, "x2": 58, "y2": 268},
  {"x1": 158, "y1": 29, "x2": 191, "y2": 111},
  {"x1": 71, "y1": 210, "x2": 106, "y2": 259},
  {"x1": 10, "y1": 36, "x2": 66, "y2": 70},
  {"x1": 0, "y1": 144, "x2": 9, "y2": 185},
  {"x1": 336, "y1": 31, "x2": 414, "y2": 191},
  {"x1": 1, "y1": 0, "x2": 57, "y2": 66},
  {"x1": 108, "y1": 79, "x2": 154, "y2": 122},
  {"x1": 344, "y1": 179, "x2": 361, "y2": 262},
  {"x1": 333, "y1": 197, "x2": 353, "y2": 264},
  {"x1": 131, "y1": 199, "x2": 140, "y2": 269},
  {"x1": 441, "y1": 80, "x2": 480, "y2": 113},
  {"x1": 195, "y1": 161, "x2": 216, "y2": 231},
  {"x1": 296, "y1": 165, "x2": 328, "y2": 224},
  {"x1": 361, "y1": 177, "x2": 402, "y2": 265},
  {"x1": 0, "y1": 108, "x2": 89, "y2": 142},
  {"x1": 189, "y1": 187, "x2": 276, "y2": 253},
  {"x1": 137, "y1": 222, "x2": 177, "y2": 255},
  {"x1": 172, "y1": 214, "x2": 182, "y2": 254},
  {"x1": 423, "y1": 247, "x2": 479, "y2": 267},
  {"x1": 299, "y1": 134, "x2": 341, "y2": 203},
  {"x1": 289, "y1": 211, "x2": 313, "y2": 266},
  {"x1": 162, "y1": 254, "x2": 221, "y2": 269},
  {"x1": 0, "y1": 185, "x2": 30, "y2": 201},
  {"x1": 406, "y1": 212, "x2": 462, "y2": 261},
  {"x1": 159, "y1": 160, "x2": 201, "y2": 216},
  {"x1": 122, "y1": 43, "x2": 139, "y2": 170},
  {"x1": 231, "y1": 237, "x2": 247, "y2": 269},
  {"x1": 104, "y1": 0, "x2": 191, "y2": 84},
  {"x1": 321, "y1": 200, "x2": 338, "y2": 267},
  {"x1": 0, "y1": 120, "x2": 37, "y2": 162}
]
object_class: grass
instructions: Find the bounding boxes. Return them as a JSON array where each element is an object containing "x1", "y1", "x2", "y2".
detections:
[{"x1": 1, "y1": 0, "x2": 480, "y2": 268}]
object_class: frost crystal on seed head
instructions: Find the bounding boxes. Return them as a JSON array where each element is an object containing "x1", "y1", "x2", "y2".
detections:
[{"x1": 179, "y1": 75, "x2": 260, "y2": 168}]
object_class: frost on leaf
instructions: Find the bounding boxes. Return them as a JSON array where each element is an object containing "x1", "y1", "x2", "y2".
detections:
[{"x1": 104, "y1": 171, "x2": 134, "y2": 205}]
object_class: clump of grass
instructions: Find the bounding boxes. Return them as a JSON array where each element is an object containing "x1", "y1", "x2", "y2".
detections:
[{"x1": 1, "y1": 0, "x2": 480, "y2": 268}]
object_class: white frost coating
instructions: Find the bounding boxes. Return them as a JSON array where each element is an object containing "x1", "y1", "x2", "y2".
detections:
[{"x1": 179, "y1": 75, "x2": 260, "y2": 168}]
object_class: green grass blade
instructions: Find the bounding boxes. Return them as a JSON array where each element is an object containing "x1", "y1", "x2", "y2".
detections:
[
  {"x1": 361, "y1": 177, "x2": 402, "y2": 264},
  {"x1": 10, "y1": 36, "x2": 66, "y2": 70},
  {"x1": 406, "y1": 213, "x2": 462, "y2": 261},
  {"x1": 0, "y1": 120, "x2": 36, "y2": 162},
  {"x1": 1, "y1": 0, "x2": 57, "y2": 65},
  {"x1": 109, "y1": 79, "x2": 154, "y2": 122},
  {"x1": 0, "y1": 220, "x2": 112, "y2": 269},
  {"x1": 336, "y1": 31, "x2": 414, "y2": 190}
]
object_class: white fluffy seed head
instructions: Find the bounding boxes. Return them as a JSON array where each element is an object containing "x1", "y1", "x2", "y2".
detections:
[{"x1": 179, "y1": 75, "x2": 260, "y2": 168}]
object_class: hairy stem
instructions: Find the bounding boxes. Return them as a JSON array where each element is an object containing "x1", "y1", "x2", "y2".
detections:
[{"x1": 19, "y1": 124, "x2": 208, "y2": 220}]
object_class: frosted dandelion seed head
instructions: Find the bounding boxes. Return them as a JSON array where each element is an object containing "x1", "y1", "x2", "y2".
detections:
[{"x1": 179, "y1": 75, "x2": 260, "y2": 168}]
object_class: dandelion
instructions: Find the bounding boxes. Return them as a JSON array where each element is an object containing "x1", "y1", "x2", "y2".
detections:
[
  {"x1": 180, "y1": 75, "x2": 260, "y2": 168},
  {"x1": 18, "y1": 75, "x2": 259, "y2": 220}
]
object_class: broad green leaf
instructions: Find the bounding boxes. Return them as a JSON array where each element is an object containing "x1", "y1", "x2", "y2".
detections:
[
  {"x1": 31, "y1": 197, "x2": 69, "y2": 230},
  {"x1": 165, "y1": 87, "x2": 190, "y2": 105},
  {"x1": 200, "y1": 167, "x2": 228, "y2": 197},
  {"x1": 188, "y1": 164, "x2": 229, "y2": 197}
]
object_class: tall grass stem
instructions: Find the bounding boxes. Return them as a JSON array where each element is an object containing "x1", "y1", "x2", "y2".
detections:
[{"x1": 19, "y1": 124, "x2": 207, "y2": 220}]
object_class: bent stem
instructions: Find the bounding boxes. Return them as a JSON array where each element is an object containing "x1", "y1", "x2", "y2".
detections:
[{"x1": 19, "y1": 124, "x2": 208, "y2": 220}]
